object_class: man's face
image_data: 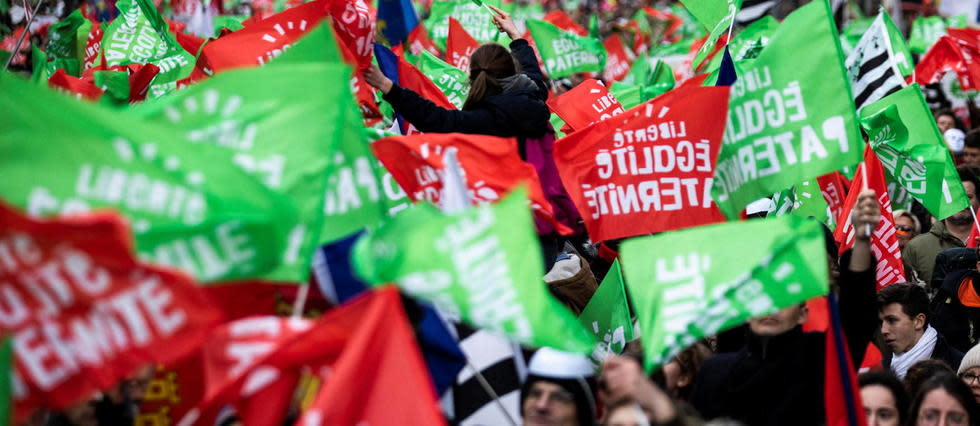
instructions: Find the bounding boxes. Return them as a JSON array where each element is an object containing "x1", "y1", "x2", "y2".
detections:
[
  {"x1": 938, "y1": 114, "x2": 956, "y2": 135},
  {"x1": 947, "y1": 181, "x2": 978, "y2": 225},
  {"x1": 523, "y1": 381, "x2": 579, "y2": 426},
  {"x1": 748, "y1": 304, "x2": 807, "y2": 337},
  {"x1": 879, "y1": 302, "x2": 924, "y2": 353},
  {"x1": 965, "y1": 147, "x2": 980, "y2": 167}
]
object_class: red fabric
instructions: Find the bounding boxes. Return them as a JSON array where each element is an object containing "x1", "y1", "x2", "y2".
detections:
[
  {"x1": 824, "y1": 298, "x2": 868, "y2": 426},
  {"x1": 803, "y1": 297, "x2": 882, "y2": 372},
  {"x1": 818, "y1": 172, "x2": 848, "y2": 226},
  {"x1": 47, "y1": 69, "x2": 104, "y2": 100},
  {"x1": 543, "y1": 10, "x2": 586, "y2": 36},
  {"x1": 336, "y1": 38, "x2": 382, "y2": 120},
  {"x1": 968, "y1": 219, "x2": 979, "y2": 248},
  {"x1": 197, "y1": 0, "x2": 331, "y2": 73},
  {"x1": 392, "y1": 50, "x2": 457, "y2": 133},
  {"x1": 447, "y1": 17, "x2": 479, "y2": 71},
  {"x1": 642, "y1": 7, "x2": 683, "y2": 41},
  {"x1": 186, "y1": 288, "x2": 444, "y2": 426},
  {"x1": 603, "y1": 34, "x2": 633, "y2": 82},
  {"x1": 833, "y1": 147, "x2": 905, "y2": 289},
  {"x1": 0, "y1": 202, "x2": 220, "y2": 423},
  {"x1": 372, "y1": 133, "x2": 572, "y2": 235},
  {"x1": 127, "y1": 62, "x2": 160, "y2": 102},
  {"x1": 546, "y1": 78, "x2": 625, "y2": 132},
  {"x1": 913, "y1": 35, "x2": 980, "y2": 91},
  {"x1": 82, "y1": 23, "x2": 103, "y2": 71},
  {"x1": 552, "y1": 84, "x2": 730, "y2": 242},
  {"x1": 407, "y1": 22, "x2": 442, "y2": 58},
  {"x1": 327, "y1": 0, "x2": 376, "y2": 69}
]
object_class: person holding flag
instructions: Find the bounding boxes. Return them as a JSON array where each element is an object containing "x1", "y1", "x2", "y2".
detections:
[{"x1": 689, "y1": 190, "x2": 881, "y2": 425}]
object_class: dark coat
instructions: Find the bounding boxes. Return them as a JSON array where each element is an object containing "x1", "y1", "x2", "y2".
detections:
[
  {"x1": 381, "y1": 39, "x2": 550, "y2": 140},
  {"x1": 689, "y1": 250, "x2": 878, "y2": 426},
  {"x1": 881, "y1": 331, "x2": 965, "y2": 373}
]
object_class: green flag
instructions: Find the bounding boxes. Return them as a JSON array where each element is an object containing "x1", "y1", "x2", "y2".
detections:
[
  {"x1": 579, "y1": 259, "x2": 634, "y2": 363},
  {"x1": 706, "y1": 15, "x2": 779, "y2": 72},
  {"x1": 881, "y1": 11, "x2": 913, "y2": 77},
  {"x1": 860, "y1": 84, "x2": 969, "y2": 220},
  {"x1": 0, "y1": 337, "x2": 9, "y2": 426},
  {"x1": 352, "y1": 189, "x2": 596, "y2": 353},
  {"x1": 621, "y1": 215, "x2": 829, "y2": 371},
  {"x1": 100, "y1": 0, "x2": 195, "y2": 98},
  {"x1": 680, "y1": 0, "x2": 742, "y2": 70},
  {"x1": 46, "y1": 9, "x2": 89, "y2": 64},
  {"x1": 610, "y1": 59, "x2": 674, "y2": 109},
  {"x1": 417, "y1": 50, "x2": 469, "y2": 109},
  {"x1": 424, "y1": 0, "x2": 502, "y2": 50},
  {"x1": 711, "y1": 0, "x2": 863, "y2": 220},
  {"x1": 908, "y1": 15, "x2": 965, "y2": 54},
  {"x1": 526, "y1": 19, "x2": 606, "y2": 79},
  {"x1": 129, "y1": 63, "x2": 361, "y2": 282},
  {"x1": 0, "y1": 72, "x2": 298, "y2": 283},
  {"x1": 767, "y1": 179, "x2": 832, "y2": 225},
  {"x1": 269, "y1": 23, "x2": 343, "y2": 65}
]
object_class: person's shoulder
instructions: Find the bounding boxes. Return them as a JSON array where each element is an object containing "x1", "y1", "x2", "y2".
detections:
[{"x1": 907, "y1": 231, "x2": 941, "y2": 250}]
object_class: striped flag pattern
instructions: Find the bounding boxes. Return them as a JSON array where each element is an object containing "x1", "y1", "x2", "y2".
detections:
[
  {"x1": 845, "y1": 13, "x2": 907, "y2": 110},
  {"x1": 441, "y1": 324, "x2": 528, "y2": 425}
]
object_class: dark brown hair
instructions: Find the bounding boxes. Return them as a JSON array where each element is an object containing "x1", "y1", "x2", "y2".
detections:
[{"x1": 462, "y1": 43, "x2": 517, "y2": 110}]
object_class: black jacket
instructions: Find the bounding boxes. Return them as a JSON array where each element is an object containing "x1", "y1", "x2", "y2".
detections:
[
  {"x1": 381, "y1": 39, "x2": 551, "y2": 140},
  {"x1": 689, "y1": 250, "x2": 878, "y2": 426},
  {"x1": 881, "y1": 331, "x2": 965, "y2": 372}
]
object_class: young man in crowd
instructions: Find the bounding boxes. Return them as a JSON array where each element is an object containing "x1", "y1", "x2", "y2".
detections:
[{"x1": 879, "y1": 283, "x2": 964, "y2": 378}]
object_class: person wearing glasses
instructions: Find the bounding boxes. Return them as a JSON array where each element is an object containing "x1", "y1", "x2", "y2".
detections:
[
  {"x1": 894, "y1": 210, "x2": 922, "y2": 250},
  {"x1": 958, "y1": 344, "x2": 980, "y2": 403}
]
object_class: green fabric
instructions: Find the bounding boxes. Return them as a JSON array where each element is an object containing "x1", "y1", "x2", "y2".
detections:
[
  {"x1": 93, "y1": 69, "x2": 132, "y2": 106},
  {"x1": 881, "y1": 11, "x2": 913, "y2": 77},
  {"x1": 767, "y1": 179, "x2": 832, "y2": 225},
  {"x1": 706, "y1": 15, "x2": 779, "y2": 71},
  {"x1": 0, "y1": 337, "x2": 10, "y2": 426},
  {"x1": 352, "y1": 189, "x2": 596, "y2": 353},
  {"x1": 417, "y1": 50, "x2": 469, "y2": 109},
  {"x1": 424, "y1": 0, "x2": 502, "y2": 51},
  {"x1": 908, "y1": 15, "x2": 948, "y2": 54},
  {"x1": 100, "y1": 0, "x2": 195, "y2": 98},
  {"x1": 269, "y1": 23, "x2": 343, "y2": 65},
  {"x1": 859, "y1": 84, "x2": 969, "y2": 221},
  {"x1": 608, "y1": 83, "x2": 642, "y2": 110},
  {"x1": 680, "y1": 0, "x2": 742, "y2": 70},
  {"x1": 526, "y1": 19, "x2": 605, "y2": 78},
  {"x1": 579, "y1": 259, "x2": 634, "y2": 363},
  {"x1": 711, "y1": 0, "x2": 863, "y2": 220},
  {"x1": 0, "y1": 72, "x2": 297, "y2": 283},
  {"x1": 46, "y1": 9, "x2": 88, "y2": 62},
  {"x1": 621, "y1": 215, "x2": 829, "y2": 371},
  {"x1": 213, "y1": 14, "x2": 247, "y2": 36},
  {"x1": 611, "y1": 59, "x2": 674, "y2": 106}
]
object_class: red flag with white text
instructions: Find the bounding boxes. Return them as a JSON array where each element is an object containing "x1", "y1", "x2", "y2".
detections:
[
  {"x1": 447, "y1": 17, "x2": 479, "y2": 71},
  {"x1": 546, "y1": 79, "x2": 625, "y2": 133},
  {"x1": 603, "y1": 34, "x2": 633, "y2": 82},
  {"x1": 553, "y1": 84, "x2": 730, "y2": 242}
]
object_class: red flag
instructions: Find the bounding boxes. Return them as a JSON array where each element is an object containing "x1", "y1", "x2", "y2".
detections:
[
  {"x1": 372, "y1": 133, "x2": 572, "y2": 234},
  {"x1": 389, "y1": 51, "x2": 457, "y2": 133},
  {"x1": 603, "y1": 34, "x2": 633, "y2": 82},
  {"x1": 407, "y1": 22, "x2": 442, "y2": 58},
  {"x1": 642, "y1": 7, "x2": 683, "y2": 41},
  {"x1": 914, "y1": 35, "x2": 980, "y2": 91},
  {"x1": 968, "y1": 219, "x2": 979, "y2": 249},
  {"x1": 546, "y1": 78, "x2": 625, "y2": 132},
  {"x1": 818, "y1": 172, "x2": 848, "y2": 225},
  {"x1": 82, "y1": 23, "x2": 103, "y2": 71},
  {"x1": 825, "y1": 293, "x2": 868, "y2": 426},
  {"x1": 197, "y1": 0, "x2": 331, "y2": 74},
  {"x1": 833, "y1": 147, "x2": 905, "y2": 289},
  {"x1": 447, "y1": 17, "x2": 479, "y2": 71},
  {"x1": 336, "y1": 37, "x2": 383, "y2": 120},
  {"x1": 327, "y1": 0, "x2": 376, "y2": 69},
  {"x1": 47, "y1": 69, "x2": 104, "y2": 101},
  {"x1": 543, "y1": 10, "x2": 586, "y2": 36},
  {"x1": 186, "y1": 288, "x2": 444, "y2": 426},
  {"x1": 553, "y1": 84, "x2": 730, "y2": 242},
  {"x1": 0, "y1": 203, "x2": 220, "y2": 423}
]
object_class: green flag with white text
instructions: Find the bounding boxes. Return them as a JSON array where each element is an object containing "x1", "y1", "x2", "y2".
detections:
[
  {"x1": 424, "y1": 0, "x2": 502, "y2": 51},
  {"x1": 681, "y1": 0, "x2": 741, "y2": 70},
  {"x1": 0, "y1": 72, "x2": 298, "y2": 283},
  {"x1": 129, "y1": 63, "x2": 357, "y2": 282},
  {"x1": 579, "y1": 259, "x2": 634, "y2": 364},
  {"x1": 908, "y1": 14, "x2": 966, "y2": 55},
  {"x1": 352, "y1": 189, "x2": 596, "y2": 353},
  {"x1": 860, "y1": 84, "x2": 969, "y2": 220},
  {"x1": 711, "y1": 0, "x2": 863, "y2": 220},
  {"x1": 417, "y1": 50, "x2": 469, "y2": 109},
  {"x1": 100, "y1": 0, "x2": 195, "y2": 98},
  {"x1": 621, "y1": 215, "x2": 829, "y2": 371},
  {"x1": 526, "y1": 19, "x2": 605, "y2": 79}
]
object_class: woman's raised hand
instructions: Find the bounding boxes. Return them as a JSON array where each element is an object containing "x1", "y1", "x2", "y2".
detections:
[
  {"x1": 488, "y1": 5, "x2": 520, "y2": 40},
  {"x1": 363, "y1": 64, "x2": 394, "y2": 94}
]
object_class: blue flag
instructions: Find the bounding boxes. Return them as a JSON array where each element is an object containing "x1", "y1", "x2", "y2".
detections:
[
  {"x1": 374, "y1": 42, "x2": 410, "y2": 134},
  {"x1": 716, "y1": 46, "x2": 738, "y2": 87},
  {"x1": 377, "y1": 0, "x2": 419, "y2": 46}
]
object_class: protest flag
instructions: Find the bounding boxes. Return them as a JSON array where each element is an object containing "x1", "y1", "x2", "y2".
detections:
[
  {"x1": 375, "y1": 42, "x2": 456, "y2": 134},
  {"x1": 447, "y1": 16, "x2": 479, "y2": 71},
  {"x1": 578, "y1": 259, "x2": 634, "y2": 364},
  {"x1": 546, "y1": 78, "x2": 625, "y2": 132},
  {"x1": 326, "y1": 0, "x2": 376, "y2": 68},
  {"x1": 376, "y1": 0, "x2": 419, "y2": 46},
  {"x1": 553, "y1": 83, "x2": 730, "y2": 242},
  {"x1": 711, "y1": 0, "x2": 864, "y2": 220},
  {"x1": 0, "y1": 72, "x2": 301, "y2": 283},
  {"x1": 100, "y1": 0, "x2": 195, "y2": 98},
  {"x1": 417, "y1": 49, "x2": 469, "y2": 108},
  {"x1": 351, "y1": 189, "x2": 596, "y2": 353},
  {"x1": 526, "y1": 18, "x2": 605, "y2": 79},
  {"x1": 680, "y1": 0, "x2": 741, "y2": 70},
  {"x1": 860, "y1": 84, "x2": 969, "y2": 220},
  {"x1": 603, "y1": 34, "x2": 633, "y2": 82},
  {"x1": 913, "y1": 35, "x2": 980, "y2": 91},
  {"x1": 371, "y1": 133, "x2": 569, "y2": 233},
  {"x1": 845, "y1": 12, "x2": 907, "y2": 110},
  {"x1": 621, "y1": 214, "x2": 830, "y2": 371},
  {"x1": 833, "y1": 147, "x2": 905, "y2": 289},
  {"x1": 0, "y1": 201, "x2": 220, "y2": 422},
  {"x1": 824, "y1": 291, "x2": 868, "y2": 426},
  {"x1": 908, "y1": 14, "x2": 966, "y2": 55},
  {"x1": 542, "y1": 9, "x2": 586, "y2": 36},
  {"x1": 129, "y1": 63, "x2": 356, "y2": 282},
  {"x1": 407, "y1": 22, "x2": 442, "y2": 57},
  {"x1": 423, "y1": 0, "x2": 501, "y2": 51}
]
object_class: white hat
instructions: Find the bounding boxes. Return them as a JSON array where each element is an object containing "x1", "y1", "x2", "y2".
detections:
[
  {"x1": 946, "y1": 128, "x2": 966, "y2": 153},
  {"x1": 527, "y1": 347, "x2": 595, "y2": 378}
]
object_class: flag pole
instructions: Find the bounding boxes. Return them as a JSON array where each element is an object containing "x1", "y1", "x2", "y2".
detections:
[
  {"x1": 3, "y1": 0, "x2": 43, "y2": 71},
  {"x1": 466, "y1": 359, "x2": 519, "y2": 426},
  {"x1": 970, "y1": 205, "x2": 980, "y2": 245},
  {"x1": 291, "y1": 283, "x2": 310, "y2": 318},
  {"x1": 860, "y1": 164, "x2": 872, "y2": 238}
]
